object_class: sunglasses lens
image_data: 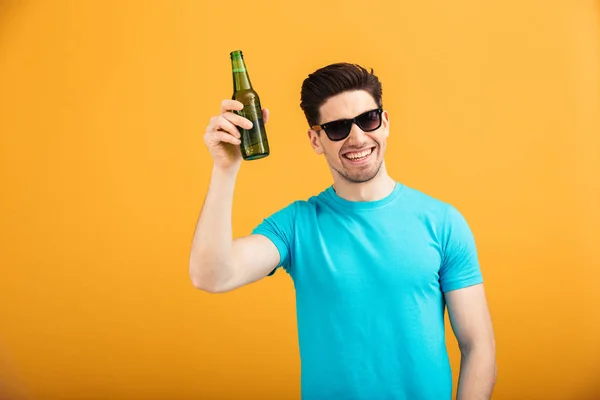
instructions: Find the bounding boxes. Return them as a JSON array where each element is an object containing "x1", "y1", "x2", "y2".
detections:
[
  {"x1": 325, "y1": 120, "x2": 352, "y2": 141},
  {"x1": 321, "y1": 109, "x2": 382, "y2": 141},
  {"x1": 357, "y1": 110, "x2": 382, "y2": 132}
]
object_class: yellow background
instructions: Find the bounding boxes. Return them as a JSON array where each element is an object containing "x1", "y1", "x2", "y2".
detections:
[{"x1": 1, "y1": 1, "x2": 599, "y2": 399}]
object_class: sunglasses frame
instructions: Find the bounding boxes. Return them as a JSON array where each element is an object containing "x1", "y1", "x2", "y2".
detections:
[{"x1": 311, "y1": 107, "x2": 384, "y2": 142}]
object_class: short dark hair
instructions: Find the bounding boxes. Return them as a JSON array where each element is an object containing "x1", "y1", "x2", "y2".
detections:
[{"x1": 300, "y1": 63, "x2": 383, "y2": 127}]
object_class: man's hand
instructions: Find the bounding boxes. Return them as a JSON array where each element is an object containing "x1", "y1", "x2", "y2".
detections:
[{"x1": 204, "y1": 99, "x2": 269, "y2": 171}]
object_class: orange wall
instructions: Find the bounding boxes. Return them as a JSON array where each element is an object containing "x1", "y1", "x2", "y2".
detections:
[{"x1": 1, "y1": 1, "x2": 599, "y2": 399}]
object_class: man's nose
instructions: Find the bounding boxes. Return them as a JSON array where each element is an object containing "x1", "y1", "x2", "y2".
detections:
[{"x1": 345, "y1": 123, "x2": 368, "y2": 146}]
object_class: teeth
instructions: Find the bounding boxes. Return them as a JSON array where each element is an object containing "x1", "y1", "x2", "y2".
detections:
[{"x1": 345, "y1": 148, "x2": 372, "y2": 160}]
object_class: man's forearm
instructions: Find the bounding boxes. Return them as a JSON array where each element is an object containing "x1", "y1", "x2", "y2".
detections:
[
  {"x1": 456, "y1": 346, "x2": 497, "y2": 400},
  {"x1": 189, "y1": 165, "x2": 239, "y2": 291}
]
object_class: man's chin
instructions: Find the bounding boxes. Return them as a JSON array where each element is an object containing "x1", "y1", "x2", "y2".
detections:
[
  {"x1": 343, "y1": 172, "x2": 378, "y2": 184},
  {"x1": 338, "y1": 164, "x2": 382, "y2": 184},
  {"x1": 328, "y1": 154, "x2": 384, "y2": 184}
]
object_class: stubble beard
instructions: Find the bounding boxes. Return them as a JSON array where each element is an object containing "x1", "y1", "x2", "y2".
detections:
[{"x1": 332, "y1": 154, "x2": 384, "y2": 184}]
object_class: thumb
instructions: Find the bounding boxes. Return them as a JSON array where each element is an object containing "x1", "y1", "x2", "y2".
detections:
[{"x1": 262, "y1": 108, "x2": 270, "y2": 124}]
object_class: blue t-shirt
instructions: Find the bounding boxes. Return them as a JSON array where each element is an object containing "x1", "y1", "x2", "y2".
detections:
[{"x1": 252, "y1": 182, "x2": 483, "y2": 400}]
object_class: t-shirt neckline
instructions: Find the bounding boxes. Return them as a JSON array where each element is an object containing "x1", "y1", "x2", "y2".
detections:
[{"x1": 324, "y1": 182, "x2": 404, "y2": 211}]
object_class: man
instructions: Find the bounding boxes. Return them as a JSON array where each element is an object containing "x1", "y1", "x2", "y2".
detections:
[{"x1": 190, "y1": 63, "x2": 497, "y2": 399}]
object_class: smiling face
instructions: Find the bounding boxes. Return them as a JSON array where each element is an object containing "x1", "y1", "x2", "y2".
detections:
[{"x1": 308, "y1": 90, "x2": 390, "y2": 184}]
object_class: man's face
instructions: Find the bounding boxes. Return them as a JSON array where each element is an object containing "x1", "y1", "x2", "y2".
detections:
[{"x1": 308, "y1": 90, "x2": 389, "y2": 184}]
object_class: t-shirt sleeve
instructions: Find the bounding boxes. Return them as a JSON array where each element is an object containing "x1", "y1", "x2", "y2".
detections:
[
  {"x1": 439, "y1": 204, "x2": 484, "y2": 292},
  {"x1": 251, "y1": 201, "x2": 298, "y2": 276}
]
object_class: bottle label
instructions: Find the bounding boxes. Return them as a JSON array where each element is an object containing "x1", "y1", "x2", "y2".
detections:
[
  {"x1": 232, "y1": 68, "x2": 247, "y2": 73},
  {"x1": 241, "y1": 103, "x2": 260, "y2": 121},
  {"x1": 235, "y1": 103, "x2": 267, "y2": 148}
]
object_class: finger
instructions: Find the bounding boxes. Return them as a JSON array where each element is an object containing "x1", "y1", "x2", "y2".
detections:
[
  {"x1": 218, "y1": 132, "x2": 241, "y2": 145},
  {"x1": 206, "y1": 116, "x2": 219, "y2": 132},
  {"x1": 220, "y1": 99, "x2": 244, "y2": 114},
  {"x1": 207, "y1": 131, "x2": 241, "y2": 146},
  {"x1": 262, "y1": 108, "x2": 270, "y2": 124},
  {"x1": 221, "y1": 112, "x2": 253, "y2": 130},
  {"x1": 213, "y1": 115, "x2": 242, "y2": 138}
]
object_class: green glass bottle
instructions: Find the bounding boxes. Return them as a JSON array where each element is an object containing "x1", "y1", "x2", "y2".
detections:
[{"x1": 230, "y1": 50, "x2": 270, "y2": 160}]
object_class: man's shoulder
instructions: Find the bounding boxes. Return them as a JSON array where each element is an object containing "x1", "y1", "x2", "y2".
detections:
[
  {"x1": 283, "y1": 190, "x2": 327, "y2": 216},
  {"x1": 400, "y1": 183, "x2": 451, "y2": 214},
  {"x1": 400, "y1": 184, "x2": 474, "y2": 236}
]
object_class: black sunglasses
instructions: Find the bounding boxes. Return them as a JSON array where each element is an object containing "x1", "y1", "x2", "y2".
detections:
[{"x1": 311, "y1": 108, "x2": 383, "y2": 141}]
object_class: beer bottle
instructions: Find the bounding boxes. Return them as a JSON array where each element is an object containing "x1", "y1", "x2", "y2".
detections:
[{"x1": 230, "y1": 50, "x2": 270, "y2": 160}]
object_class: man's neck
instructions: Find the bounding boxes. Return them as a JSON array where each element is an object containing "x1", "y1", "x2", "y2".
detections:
[{"x1": 331, "y1": 165, "x2": 396, "y2": 202}]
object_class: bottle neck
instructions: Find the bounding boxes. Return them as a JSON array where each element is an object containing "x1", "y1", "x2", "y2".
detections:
[{"x1": 231, "y1": 57, "x2": 252, "y2": 91}]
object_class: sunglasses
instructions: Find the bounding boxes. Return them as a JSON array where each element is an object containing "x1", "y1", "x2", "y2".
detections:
[{"x1": 311, "y1": 108, "x2": 383, "y2": 141}]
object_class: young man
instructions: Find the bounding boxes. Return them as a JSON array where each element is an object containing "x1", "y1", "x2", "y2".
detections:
[{"x1": 190, "y1": 63, "x2": 497, "y2": 399}]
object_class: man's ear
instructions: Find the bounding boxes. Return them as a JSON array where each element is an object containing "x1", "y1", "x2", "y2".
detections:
[
  {"x1": 308, "y1": 130, "x2": 324, "y2": 155},
  {"x1": 382, "y1": 110, "x2": 390, "y2": 138}
]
